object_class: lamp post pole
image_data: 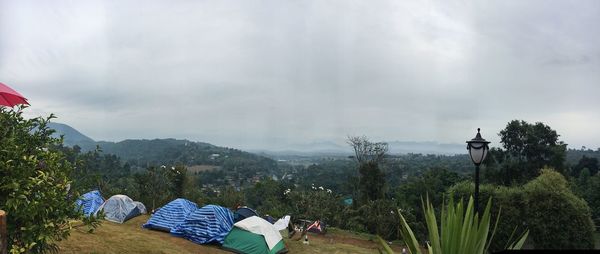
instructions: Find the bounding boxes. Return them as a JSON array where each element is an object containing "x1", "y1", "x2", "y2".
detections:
[
  {"x1": 475, "y1": 164, "x2": 480, "y2": 215},
  {"x1": 466, "y1": 128, "x2": 490, "y2": 216}
]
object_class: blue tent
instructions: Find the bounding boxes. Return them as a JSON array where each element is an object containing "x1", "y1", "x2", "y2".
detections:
[
  {"x1": 143, "y1": 198, "x2": 197, "y2": 233},
  {"x1": 75, "y1": 190, "x2": 104, "y2": 217},
  {"x1": 174, "y1": 204, "x2": 234, "y2": 245},
  {"x1": 234, "y1": 207, "x2": 259, "y2": 223}
]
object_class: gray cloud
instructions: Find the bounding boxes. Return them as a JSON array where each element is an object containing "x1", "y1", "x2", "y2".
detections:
[{"x1": 1, "y1": 0, "x2": 599, "y2": 150}]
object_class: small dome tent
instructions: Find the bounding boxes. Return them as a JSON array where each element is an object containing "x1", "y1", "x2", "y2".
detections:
[
  {"x1": 133, "y1": 201, "x2": 147, "y2": 214},
  {"x1": 143, "y1": 198, "x2": 197, "y2": 233},
  {"x1": 75, "y1": 190, "x2": 104, "y2": 217},
  {"x1": 223, "y1": 216, "x2": 287, "y2": 254},
  {"x1": 174, "y1": 204, "x2": 234, "y2": 244},
  {"x1": 97, "y1": 195, "x2": 142, "y2": 223},
  {"x1": 233, "y1": 207, "x2": 259, "y2": 223}
]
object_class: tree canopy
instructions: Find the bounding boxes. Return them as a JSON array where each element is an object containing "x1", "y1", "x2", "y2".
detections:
[
  {"x1": 485, "y1": 120, "x2": 567, "y2": 185},
  {"x1": 0, "y1": 108, "x2": 82, "y2": 253}
]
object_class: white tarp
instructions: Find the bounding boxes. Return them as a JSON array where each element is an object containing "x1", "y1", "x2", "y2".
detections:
[
  {"x1": 273, "y1": 215, "x2": 291, "y2": 231},
  {"x1": 96, "y1": 194, "x2": 141, "y2": 223},
  {"x1": 234, "y1": 216, "x2": 282, "y2": 251}
]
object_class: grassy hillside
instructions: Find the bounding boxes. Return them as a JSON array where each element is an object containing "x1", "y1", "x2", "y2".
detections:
[{"x1": 58, "y1": 215, "x2": 400, "y2": 254}]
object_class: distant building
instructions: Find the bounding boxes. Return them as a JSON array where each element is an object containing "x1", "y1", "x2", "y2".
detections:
[{"x1": 210, "y1": 153, "x2": 220, "y2": 160}]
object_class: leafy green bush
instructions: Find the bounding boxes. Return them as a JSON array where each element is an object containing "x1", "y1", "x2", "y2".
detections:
[
  {"x1": 0, "y1": 108, "x2": 80, "y2": 253},
  {"x1": 285, "y1": 185, "x2": 343, "y2": 224},
  {"x1": 356, "y1": 199, "x2": 400, "y2": 240},
  {"x1": 523, "y1": 169, "x2": 595, "y2": 249},
  {"x1": 448, "y1": 169, "x2": 595, "y2": 250}
]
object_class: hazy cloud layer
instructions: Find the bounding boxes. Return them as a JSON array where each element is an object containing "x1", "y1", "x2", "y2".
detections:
[{"x1": 1, "y1": 0, "x2": 599, "y2": 150}]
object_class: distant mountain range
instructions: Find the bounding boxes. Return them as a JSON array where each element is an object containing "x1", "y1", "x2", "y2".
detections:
[
  {"x1": 47, "y1": 122, "x2": 276, "y2": 172},
  {"x1": 48, "y1": 122, "x2": 467, "y2": 157}
]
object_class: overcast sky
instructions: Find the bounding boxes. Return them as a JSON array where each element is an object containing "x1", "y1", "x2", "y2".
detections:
[{"x1": 1, "y1": 0, "x2": 599, "y2": 150}]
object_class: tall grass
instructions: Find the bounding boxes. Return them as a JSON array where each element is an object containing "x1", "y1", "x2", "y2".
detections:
[{"x1": 380, "y1": 196, "x2": 528, "y2": 254}]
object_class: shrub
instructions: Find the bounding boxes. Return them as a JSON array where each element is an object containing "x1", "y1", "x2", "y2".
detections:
[
  {"x1": 358, "y1": 199, "x2": 400, "y2": 240},
  {"x1": 285, "y1": 186, "x2": 343, "y2": 224},
  {"x1": 523, "y1": 169, "x2": 595, "y2": 249},
  {"x1": 447, "y1": 169, "x2": 596, "y2": 250},
  {"x1": 0, "y1": 108, "x2": 80, "y2": 253}
]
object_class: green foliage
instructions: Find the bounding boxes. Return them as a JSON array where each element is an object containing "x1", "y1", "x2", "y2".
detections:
[
  {"x1": 245, "y1": 179, "x2": 289, "y2": 218},
  {"x1": 80, "y1": 212, "x2": 104, "y2": 233},
  {"x1": 565, "y1": 147, "x2": 600, "y2": 167},
  {"x1": 394, "y1": 168, "x2": 465, "y2": 240},
  {"x1": 0, "y1": 108, "x2": 82, "y2": 253},
  {"x1": 355, "y1": 199, "x2": 400, "y2": 240},
  {"x1": 485, "y1": 120, "x2": 567, "y2": 185},
  {"x1": 206, "y1": 186, "x2": 244, "y2": 209},
  {"x1": 523, "y1": 169, "x2": 595, "y2": 249},
  {"x1": 572, "y1": 155, "x2": 599, "y2": 177},
  {"x1": 357, "y1": 162, "x2": 386, "y2": 202},
  {"x1": 573, "y1": 172, "x2": 600, "y2": 226},
  {"x1": 285, "y1": 185, "x2": 343, "y2": 224},
  {"x1": 395, "y1": 196, "x2": 527, "y2": 254},
  {"x1": 447, "y1": 182, "x2": 526, "y2": 252},
  {"x1": 135, "y1": 166, "x2": 174, "y2": 211},
  {"x1": 347, "y1": 136, "x2": 388, "y2": 203},
  {"x1": 294, "y1": 160, "x2": 357, "y2": 195},
  {"x1": 448, "y1": 169, "x2": 595, "y2": 250}
]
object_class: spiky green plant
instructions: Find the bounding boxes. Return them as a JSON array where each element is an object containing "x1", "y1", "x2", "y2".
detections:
[{"x1": 380, "y1": 196, "x2": 528, "y2": 254}]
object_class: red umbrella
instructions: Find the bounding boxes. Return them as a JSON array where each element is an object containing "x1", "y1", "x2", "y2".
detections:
[{"x1": 0, "y1": 82, "x2": 29, "y2": 107}]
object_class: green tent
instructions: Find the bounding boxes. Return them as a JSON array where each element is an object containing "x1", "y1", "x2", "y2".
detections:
[{"x1": 222, "y1": 227, "x2": 287, "y2": 254}]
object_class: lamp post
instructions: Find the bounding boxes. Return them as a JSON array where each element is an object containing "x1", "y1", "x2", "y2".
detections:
[{"x1": 466, "y1": 128, "x2": 490, "y2": 216}]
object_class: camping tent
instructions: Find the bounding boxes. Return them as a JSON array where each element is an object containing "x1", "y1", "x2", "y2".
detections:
[
  {"x1": 97, "y1": 195, "x2": 143, "y2": 223},
  {"x1": 306, "y1": 220, "x2": 326, "y2": 234},
  {"x1": 264, "y1": 215, "x2": 275, "y2": 224},
  {"x1": 134, "y1": 201, "x2": 147, "y2": 214},
  {"x1": 143, "y1": 198, "x2": 197, "y2": 233},
  {"x1": 234, "y1": 207, "x2": 259, "y2": 223},
  {"x1": 75, "y1": 190, "x2": 104, "y2": 217},
  {"x1": 223, "y1": 216, "x2": 287, "y2": 254},
  {"x1": 174, "y1": 204, "x2": 234, "y2": 244}
]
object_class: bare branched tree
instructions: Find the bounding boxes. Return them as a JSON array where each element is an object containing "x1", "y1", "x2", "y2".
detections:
[
  {"x1": 347, "y1": 136, "x2": 389, "y2": 203},
  {"x1": 347, "y1": 135, "x2": 388, "y2": 165}
]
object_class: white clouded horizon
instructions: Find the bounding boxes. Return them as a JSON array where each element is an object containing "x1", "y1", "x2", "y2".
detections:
[{"x1": 1, "y1": 0, "x2": 599, "y2": 150}]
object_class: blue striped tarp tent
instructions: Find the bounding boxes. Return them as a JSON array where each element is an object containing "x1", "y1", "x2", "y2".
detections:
[
  {"x1": 143, "y1": 198, "x2": 198, "y2": 233},
  {"x1": 75, "y1": 190, "x2": 104, "y2": 217},
  {"x1": 174, "y1": 204, "x2": 234, "y2": 245}
]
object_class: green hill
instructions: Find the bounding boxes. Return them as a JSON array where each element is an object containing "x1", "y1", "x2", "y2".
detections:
[
  {"x1": 49, "y1": 122, "x2": 279, "y2": 180},
  {"x1": 48, "y1": 122, "x2": 95, "y2": 147}
]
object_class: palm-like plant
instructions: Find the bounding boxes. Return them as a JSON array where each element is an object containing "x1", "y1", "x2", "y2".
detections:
[{"x1": 382, "y1": 196, "x2": 528, "y2": 254}]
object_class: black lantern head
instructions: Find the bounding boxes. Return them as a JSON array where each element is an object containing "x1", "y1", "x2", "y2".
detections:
[{"x1": 466, "y1": 128, "x2": 490, "y2": 165}]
